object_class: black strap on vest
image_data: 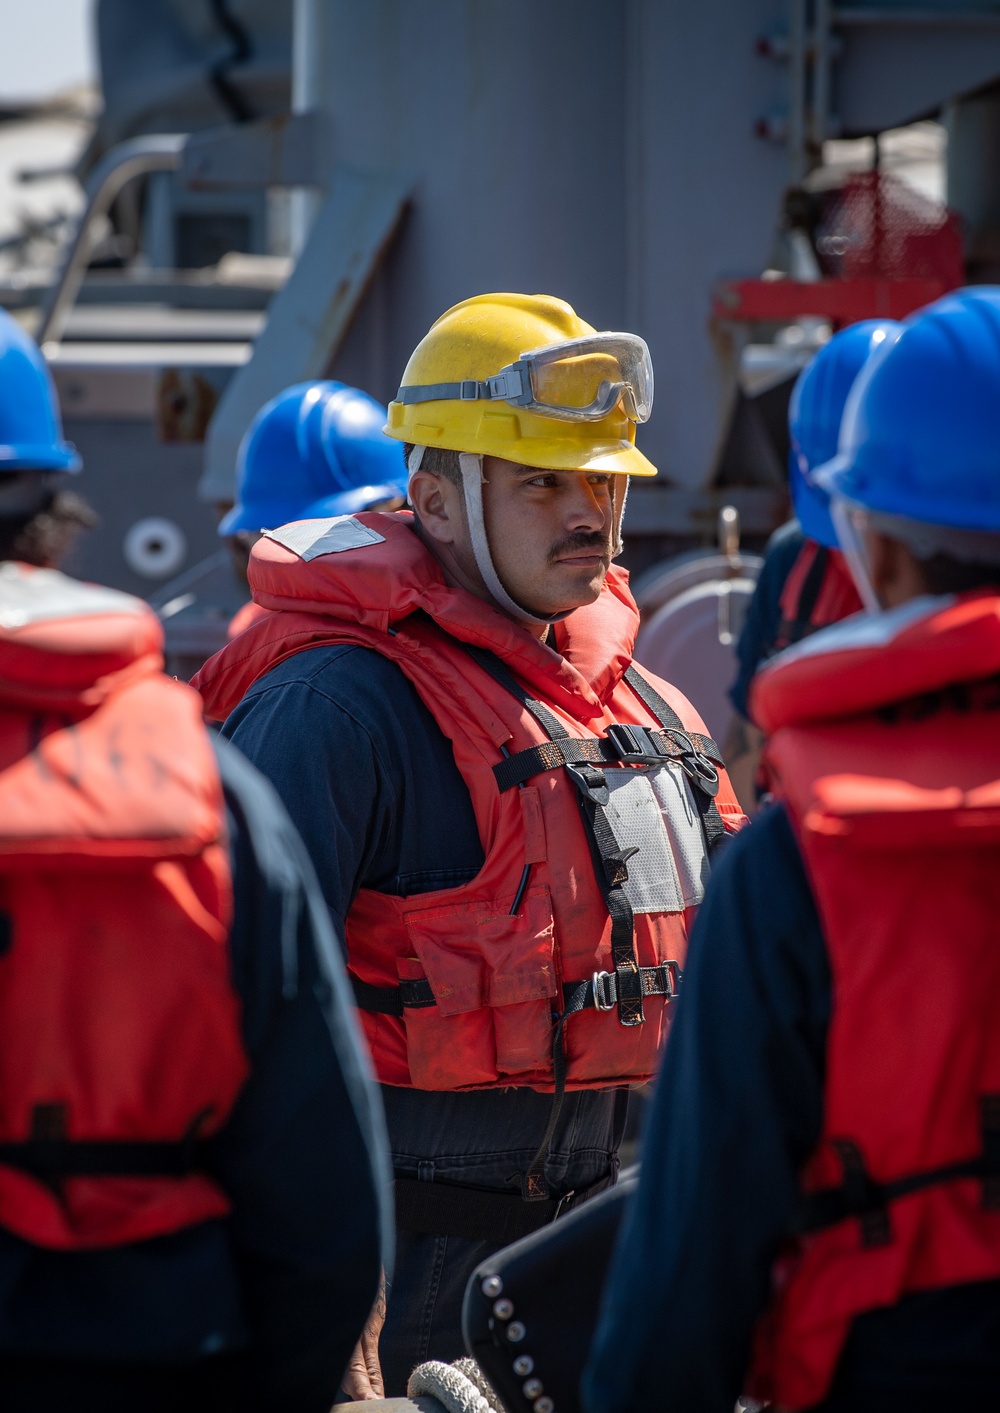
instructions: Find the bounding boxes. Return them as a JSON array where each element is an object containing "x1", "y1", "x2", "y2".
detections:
[
  {"x1": 775, "y1": 544, "x2": 830, "y2": 651},
  {"x1": 792, "y1": 1094, "x2": 1000, "y2": 1247},
  {"x1": 622, "y1": 666, "x2": 728, "y2": 851},
  {"x1": 0, "y1": 1138, "x2": 208, "y2": 1180}
]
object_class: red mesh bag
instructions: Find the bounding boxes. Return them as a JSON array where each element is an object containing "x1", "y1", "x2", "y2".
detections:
[{"x1": 816, "y1": 171, "x2": 964, "y2": 288}]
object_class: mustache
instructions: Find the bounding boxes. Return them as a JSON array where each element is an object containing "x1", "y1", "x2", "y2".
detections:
[{"x1": 548, "y1": 530, "x2": 611, "y2": 564}]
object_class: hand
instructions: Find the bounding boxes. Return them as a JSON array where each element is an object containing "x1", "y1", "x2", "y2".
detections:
[{"x1": 340, "y1": 1271, "x2": 387, "y2": 1401}]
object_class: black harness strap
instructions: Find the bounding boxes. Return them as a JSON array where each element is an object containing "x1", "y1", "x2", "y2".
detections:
[
  {"x1": 775, "y1": 543, "x2": 829, "y2": 651},
  {"x1": 793, "y1": 1095, "x2": 1000, "y2": 1243},
  {"x1": 0, "y1": 1139, "x2": 208, "y2": 1180},
  {"x1": 351, "y1": 975, "x2": 435, "y2": 1016},
  {"x1": 492, "y1": 722, "x2": 724, "y2": 795},
  {"x1": 623, "y1": 665, "x2": 728, "y2": 851},
  {"x1": 465, "y1": 646, "x2": 652, "y2": 1198}
]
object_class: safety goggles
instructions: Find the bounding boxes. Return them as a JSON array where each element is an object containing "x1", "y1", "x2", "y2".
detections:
[
  {"x1": 830, "y1": 497, "x2": 882, "y2": 614},
  {"x1": 396, "y1": 332, "x2": 653, "y2": 424}
]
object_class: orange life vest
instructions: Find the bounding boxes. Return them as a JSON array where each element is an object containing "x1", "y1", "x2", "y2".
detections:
[
  {"x1": 0, "y1": 563, "x2": 249, "y2": 1251},
  {"x1": 774, "y1": 540, "x2": 862, "y2": 653},
  {"x1": 194, "y1": 513, "x2": 745, "y2": 1095},
  {"x1": 747, "y1": 592, "x2": 1000, "y2": 1410}
]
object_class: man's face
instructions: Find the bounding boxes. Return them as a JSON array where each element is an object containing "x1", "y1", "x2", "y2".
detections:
[{"x1": 478, "y1": 454, "x2": 615, "y2": 617}]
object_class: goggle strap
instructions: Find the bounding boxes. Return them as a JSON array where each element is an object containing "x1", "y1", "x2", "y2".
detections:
[{"x1": 397, "y1": 371, "x2": 525, "y2": 406}]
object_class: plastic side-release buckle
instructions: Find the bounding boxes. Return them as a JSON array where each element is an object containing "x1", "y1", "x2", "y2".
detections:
[
  {"x1": 606, "y1": 722, "x2": 667, "y2": 765},
  {"x1": 566, "y1": 760, "x2": 610, "y2": 806}
]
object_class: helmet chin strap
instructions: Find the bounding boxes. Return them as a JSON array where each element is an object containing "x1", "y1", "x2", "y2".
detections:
[
  {"x1": 457, "y1": 452, "x2": 567, "y2": 627},
  {"x1": 408, "y1": 445, "x2": 628, "y2": 627}
]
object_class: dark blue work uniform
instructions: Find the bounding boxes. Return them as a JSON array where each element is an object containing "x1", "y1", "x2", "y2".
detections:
[
  {"x1": 0, "y1": 738, "x2": 391, "y2": 1413},
  {"x1": 582, "y1": 805, "x2": 1000, "y2": 1413},
  {"x1": 729, "y1": 520, "x2": 805, "y2": 721},
  {"x1": 223, "y1": 645, "x2": 625, "y2": 1396}
]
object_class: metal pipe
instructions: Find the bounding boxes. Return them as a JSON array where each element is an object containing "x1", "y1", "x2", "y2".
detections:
[
  {"x1": 36, "y1": 133, "x2": 187, "y2": 348},
  {"x1": 787, "y1": 0, "x2": 808, "y2": 184},
  {"x1": 832, "y1": 7, "x2": 1000, "y2": 27},
  {"x1": 813, "y1": 0, "x2": 833, "y2": 149},
  {"x1": 290, "y1": 0, "x2": 331, "y2": 255}
]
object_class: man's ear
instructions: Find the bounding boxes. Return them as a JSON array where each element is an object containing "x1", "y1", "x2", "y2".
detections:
[{"x1": 408, "y1": 470, "x2": 463, "y2": 546}]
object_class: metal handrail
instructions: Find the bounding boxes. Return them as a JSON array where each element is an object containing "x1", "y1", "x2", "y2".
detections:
[{"x1": 36, "y1": 133, "x2": 188, "y2": 348}]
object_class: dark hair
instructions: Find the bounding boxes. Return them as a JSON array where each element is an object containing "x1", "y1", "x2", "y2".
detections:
[
  {"x1": 0, "y1": 490, "x2": 97, "y2": 567},
  {"x1": 918, "y1": 553, "x2": 1000, "y2": 597},
  {"x1": 403, "y1": 443, "x2": 462, "y2": 487}
]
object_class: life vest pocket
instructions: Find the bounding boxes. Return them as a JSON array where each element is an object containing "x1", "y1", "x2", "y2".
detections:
[{"x1": 400, "y1": 888, "x2": 557, "y2": 1090}]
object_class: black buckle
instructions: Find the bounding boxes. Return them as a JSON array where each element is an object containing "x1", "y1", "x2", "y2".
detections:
[
  {"x1": 592, "y1": 970, "x2": 617, "y2": 1011},
  {"x1": 606, "y1": 722, "x2": 665, "y2": 765},
  {"x1": 566, "y1": 760, "x2": 610, "y2": 805}
]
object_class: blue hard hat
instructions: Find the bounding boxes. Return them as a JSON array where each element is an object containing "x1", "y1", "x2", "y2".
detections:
[
  {"x1": 818, "y1": 288, "x2": 1000, "y2": 533},
  {"x1": 219, "y1": 381, "x2": 407, "y2": 535},
  {"x1": 0, "y1": 309, "x2": 79, "y2": 473},
  {"x1": 788, "y1": 320, "x2": 900, "y2": 547}
]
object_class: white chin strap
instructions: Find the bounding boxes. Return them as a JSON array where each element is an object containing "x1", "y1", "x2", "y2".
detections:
[{"x1": 408, "y1": 445, "x2": 628, "y2": 628}]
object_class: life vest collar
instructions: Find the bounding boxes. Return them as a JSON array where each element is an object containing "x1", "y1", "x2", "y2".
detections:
[
  {"x1": 246, "y1": 511, "x2": 639, "y2": 720},
  {"x1": 0, "y1": 562, "x2": 164, "y2": 710},
  {"x1": 751, "y1": 591, "x2": 1000, "y2": 733}
]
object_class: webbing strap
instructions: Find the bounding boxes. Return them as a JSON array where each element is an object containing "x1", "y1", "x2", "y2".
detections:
[
  {"x1": 0, "y1": 1139, "x2": 208, "y2": 1179},
  {"x1": 561, "y1": 961, "x2": 682, "y2": 1017},
  {"x1": 624, "y1": 665, "x2": 728, "y2": 850},
  {"x1": 776, "y1": 543, "x2": 829, "y2": 650},
  {"x1": 793, "y1": 1094, "x2": 1000, "y2": 1243},
  {"x1": 492, "y1": 724, "x2": 724, "y2": 795},
  {"x1": 351, "y1": 975, "x2": 435, "y2": 1016},
  {"x1": 463, "y1": 645, "x2": 569, "y2": 740}
]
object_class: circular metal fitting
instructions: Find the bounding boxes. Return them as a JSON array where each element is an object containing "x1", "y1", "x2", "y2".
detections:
[
  {"x1": 513, "y1": 1356, "x2": 534, "y2": 1377},
  {"x1": 480, "y1": 1275, "x2": 503, "y2": 1298},
  {"x1": 123, "y1": 517, "x2": 187, "y2": 579},
  {"x1": 506, "y1": 1320, "x2": 527, "y2": 1342},
  {"x1": 523, "y1": 1378, "x2": 544, "y2": 1399},
  {"x1": 534, "y1": 1399, "x2": 555, "y2": 1413},
  {"x1": 493, "y1": 1298, "x2": 515, "y2": 1320}
]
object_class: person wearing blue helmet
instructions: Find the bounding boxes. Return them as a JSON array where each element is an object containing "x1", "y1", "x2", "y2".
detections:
[
  {"x1": 728, "y1": 320, "x2": 899, "y2": 726},
  {"x1": 221, "y1": 381, "x2": 408, "y2": 636},
  {"x1": 724, "y1": 322, "x2": 898, "y2": 810},
  {"x1": 584, "y1": 289, "x2": 1000, "y2": 1413},
  {"x1": 0, "y1": 308, "x2": 95, "y2": 568},
  {"x1": 0, "y1": 315, "x2": 389, "y2": 1408},
  {"x1": 222, "y1": 380, "x2": 408, "y2": 536}
]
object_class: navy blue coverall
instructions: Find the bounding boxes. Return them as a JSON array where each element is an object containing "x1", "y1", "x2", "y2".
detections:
[
  {"x1": 582, "y1": 804, "x2": 1000, "y2": 1413},
  {"x1": 0, "y1": 738, "x2": 391, "y2": 1413}
]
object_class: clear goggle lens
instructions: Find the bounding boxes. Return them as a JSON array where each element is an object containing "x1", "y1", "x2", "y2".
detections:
[
  {"x1": 830, "y1": 497, "x2": 881, "y2": 615},
  {"x1": 518, "y1": 333, "x2": 653, "y2": 423}
]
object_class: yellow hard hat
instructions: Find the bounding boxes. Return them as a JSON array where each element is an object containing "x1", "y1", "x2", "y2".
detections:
[{"x1": 385, "y1": 293, "x2": 657, "y2": 477}]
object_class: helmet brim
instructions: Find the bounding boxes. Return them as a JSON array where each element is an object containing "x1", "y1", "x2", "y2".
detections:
[
  {"x1": 0, "y1": 443, "x2": 81, "y2": 473},
  {"x1": 218, "y1": 483, "x2": 406, "y2": 536}
]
